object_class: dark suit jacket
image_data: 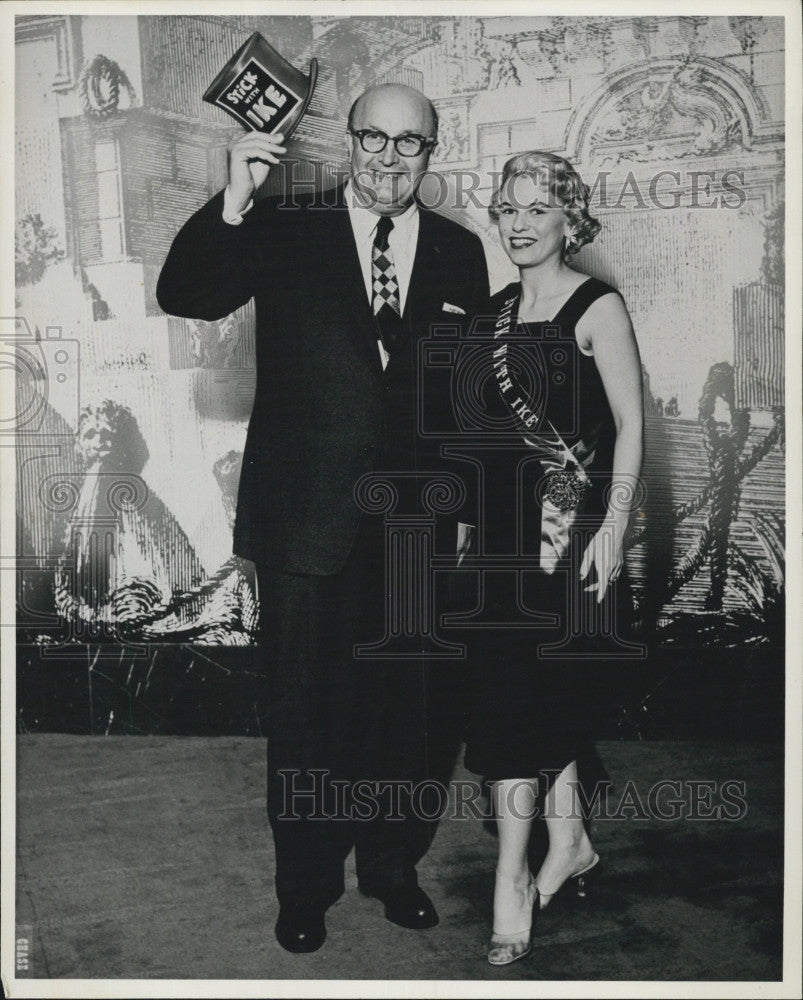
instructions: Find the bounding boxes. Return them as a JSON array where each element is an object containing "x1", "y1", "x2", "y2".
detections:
[{"x1": 156, "y1": 183, "x2": 489, "y2": 574}]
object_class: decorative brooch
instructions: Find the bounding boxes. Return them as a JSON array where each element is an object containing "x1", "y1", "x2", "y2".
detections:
[{"x1": 542, "y1": 470, "x2": 591, "y2": 511}]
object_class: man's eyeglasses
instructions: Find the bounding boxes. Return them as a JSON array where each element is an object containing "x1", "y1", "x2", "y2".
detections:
[{"x1": 349, "y1": 128, "x2": 436, "y2": 158}]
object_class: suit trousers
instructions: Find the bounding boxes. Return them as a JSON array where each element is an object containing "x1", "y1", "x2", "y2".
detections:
[{"x1": 256, "y1": 512, "x2": 463, "y2": 912}]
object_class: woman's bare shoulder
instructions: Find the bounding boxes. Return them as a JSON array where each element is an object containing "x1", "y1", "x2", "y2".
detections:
[{"x1": 575, "y1": 286, "x2": 633, "y2": 353}]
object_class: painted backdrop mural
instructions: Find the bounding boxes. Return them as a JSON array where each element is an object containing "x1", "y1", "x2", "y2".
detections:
[{"x1": 14, "y1": 15, "x2": 784, "y2": 672}]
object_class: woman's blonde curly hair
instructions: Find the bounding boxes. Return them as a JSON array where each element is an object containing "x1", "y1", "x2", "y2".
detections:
[{"x1": 489, "y1": 151, "x2": 601, "y2": 260}]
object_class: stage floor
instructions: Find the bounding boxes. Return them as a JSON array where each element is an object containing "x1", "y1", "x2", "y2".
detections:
[{"x1": 14, "y1": 735, "x2": 783, "y2": 983}]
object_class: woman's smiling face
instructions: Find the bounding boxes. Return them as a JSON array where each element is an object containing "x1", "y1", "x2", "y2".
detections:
[{"x1": 496, "y1": 172, "x2": 572, "y2": 268}]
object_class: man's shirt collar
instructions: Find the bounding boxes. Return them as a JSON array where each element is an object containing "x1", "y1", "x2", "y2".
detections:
[{"x1": 345, "y1": 180, "x2": 419, "y2": 241}]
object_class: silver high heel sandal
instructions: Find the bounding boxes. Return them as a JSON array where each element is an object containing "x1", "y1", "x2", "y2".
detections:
[{"x1": 487, "y1": 876, "x2": 540, "y2": 966}]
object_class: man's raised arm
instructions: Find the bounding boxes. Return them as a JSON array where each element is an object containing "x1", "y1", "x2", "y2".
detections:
[{"x1": 156, "y1": 131, "x2": 287, "y2": 320}]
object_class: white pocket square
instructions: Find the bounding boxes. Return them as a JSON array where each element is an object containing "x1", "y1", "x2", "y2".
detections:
[{"x1": 442, "y1": 302, "x2": 466, "y2": 314}]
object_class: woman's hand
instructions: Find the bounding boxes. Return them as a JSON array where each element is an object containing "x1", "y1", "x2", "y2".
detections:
[{"x1": 579, "y1": 516, "x2": 624, "y2": 604}]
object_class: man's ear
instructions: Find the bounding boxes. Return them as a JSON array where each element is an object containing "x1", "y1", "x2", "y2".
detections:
[
  {"x1": 421, "y1": 141, "x2": 436, "y2": 169},
  {"x1": 346, "y1": 132, "x2": 354, "y2": 157}
]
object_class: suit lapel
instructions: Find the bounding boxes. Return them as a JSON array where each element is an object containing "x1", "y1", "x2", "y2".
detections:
[{"x1": 405, "y1": 209, "x2": 443, "y2": 328}]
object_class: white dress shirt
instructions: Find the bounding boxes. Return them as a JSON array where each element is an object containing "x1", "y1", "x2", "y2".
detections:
[
  {"x1": 344, "y1": 181, "x2": 419, "y2": 315},
  {"x1": 345, "y1": 182, "x2": 419, "y2": 369}
]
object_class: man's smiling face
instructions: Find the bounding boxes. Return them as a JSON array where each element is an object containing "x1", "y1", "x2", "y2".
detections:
[{"x1": 348, "y1": 85, "x2": 436, "y2": 217}]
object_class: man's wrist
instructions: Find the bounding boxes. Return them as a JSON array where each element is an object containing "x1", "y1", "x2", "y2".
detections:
[{"x1": 222, "y1": 185, "x2": 254, "y2": 225}]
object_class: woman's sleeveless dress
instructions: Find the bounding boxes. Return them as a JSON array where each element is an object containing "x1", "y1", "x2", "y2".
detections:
[{"x1": 463, "y1": 275, "x2": 634, "y2": 783}]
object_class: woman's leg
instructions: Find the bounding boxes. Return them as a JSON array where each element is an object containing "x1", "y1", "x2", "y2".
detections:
[
  {"x1": 535, "y1": 760, "x2": 597, "y2": 905},
  {"x1": 491, "y1": 778, "x2": 538, "y2": 935}
]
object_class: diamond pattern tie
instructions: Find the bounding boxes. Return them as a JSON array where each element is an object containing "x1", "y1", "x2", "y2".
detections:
[{"x1": 371, "y1": 215, "x2": 400, "y2": 317}]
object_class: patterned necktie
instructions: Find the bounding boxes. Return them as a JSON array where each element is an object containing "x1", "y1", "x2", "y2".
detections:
[{"x1": 371, "y1": 215, "x2": 400, "y2": 317}]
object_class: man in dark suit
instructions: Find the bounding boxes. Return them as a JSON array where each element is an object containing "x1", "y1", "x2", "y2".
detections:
[{"x1": 157, "y1": 83, "x2": 489, "y2": 953}]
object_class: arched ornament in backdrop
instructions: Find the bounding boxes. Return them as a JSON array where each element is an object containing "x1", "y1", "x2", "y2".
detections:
[{"x1": 563, "y1": 56, "x2": 779, "y2": 171}]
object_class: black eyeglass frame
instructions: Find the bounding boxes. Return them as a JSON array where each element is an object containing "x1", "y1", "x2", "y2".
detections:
[{"x1": 348, "y1": 128, "x2": 437, "y2": 158}]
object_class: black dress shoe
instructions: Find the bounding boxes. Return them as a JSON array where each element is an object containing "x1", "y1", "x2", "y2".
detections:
[
  {"x1": 274, "y1": 906, "x2": 326, "y2": 953},
  {"x1": 359, "y1": 883, "x2": 439, "y2": 930}
]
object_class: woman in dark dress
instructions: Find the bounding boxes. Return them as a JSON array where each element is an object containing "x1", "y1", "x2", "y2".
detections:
[{"x1": 465, "y1": 152, "x2": 644, "y2": 965}]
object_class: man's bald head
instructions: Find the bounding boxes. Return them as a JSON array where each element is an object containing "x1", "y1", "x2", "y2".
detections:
[{"x1": 348, "y1": 84, "x2": 438, "y2": 139}]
